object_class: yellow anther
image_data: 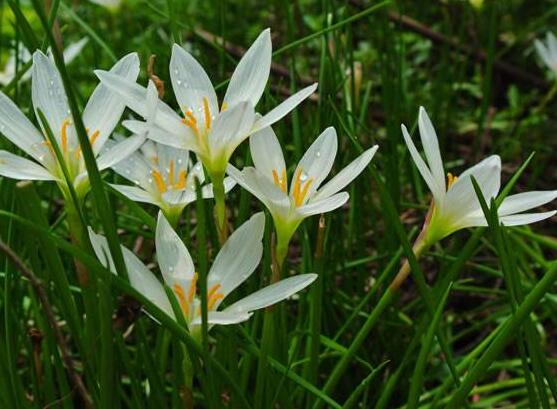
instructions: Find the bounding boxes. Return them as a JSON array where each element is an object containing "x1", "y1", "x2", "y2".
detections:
[
  {"x1": 181, "y1": 112, "x2": 202, "y2": 144},
  {"x1": 74, "y1": 129, "x2": 101, "y2": 159},
  {"x1": 188, "y1": 272, "x2": 198, "y2": 303},
  {"x1": 220, "y1": 102, "x2": 228, "y2": 112},
  {"x1": 168, "y1": 160, "x2": 175, "y2": 186},
  {"x1": 61, "y1": 119, "x2": 70, "y2": 153},
  {"x1": 151, "y1": 170, "x2": 167, "y2": 193},
  {"x1": 203, "y1": 97, "x2": 211, "y2": 129},
  {"x1": 175, "y1": 170, "x2": 187, "y2": 189},
  {"x1": 208, "y1": 283, "x2": 221, "y2": 299},
  {"x1": 173, "y1": 283, "x2": 190, "y2": 317},
  {"x1": 447, "y1": 172, "x2": 458, "y2": 189},
  {"x1": 292, "y1": 168, "x2": 314, "y2": 207},
  {"x1": 207, "y1": 292, "x2": 224, "y2": 311},
  {"x1": 272, "y1": 169, "x2": 287, "y2": 193}
]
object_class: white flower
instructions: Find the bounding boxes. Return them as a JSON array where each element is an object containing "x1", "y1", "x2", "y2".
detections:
[
  {"x1": 227, "y1": 126, "x2": 378, "y2": 252},
  {"x1": 0, "y1": 38, "x2": 88, "y2": 86},
  {"x1": 94, "y1": 29, "x2": 317, "y2": 179},
  {"x1": 88, "y1": 212, "x2": 316, "y2": 337},
  {"x1": 534, "y1": 32, "x2": 557, "y2": 75},
  {"x1": 0, "y1": 50, "x2": 144, "y2": 198},
  {"x1": 111, "y1": 139, "x2": 235, "y2": 222},
  {"x1": 402, "y1": 107, "x2": 557, "y2": 244}
]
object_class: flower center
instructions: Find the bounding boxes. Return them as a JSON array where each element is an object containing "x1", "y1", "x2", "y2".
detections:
[
  {"x1": 292, "y1": 168, "x2": 314, "y2": 207},
  {"x1": 172, "y1": 272, "x2": 198, "y2": 317},
  {"x1": 181, "y1": 97, "x2": 212, "y2": 151},
  {"x1": 150, "y1": 159, "x2": 187, "y2": 193}
]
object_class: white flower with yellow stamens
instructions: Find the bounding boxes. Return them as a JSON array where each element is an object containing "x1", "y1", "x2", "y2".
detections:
[
  {"x1": 94, "y1": 28, "x2": 317, "y2": 182},
  {"x1": 88, "y1": 212, "x2": 316, "y2": 337},
  {"x1": 534, "y1": 32, "x2": 557, "y2": 75},
  {"x1": 402, "y1": 107, "x2": 557, "y2": 245},
  {"x1": 110, "y1": 139, "x2": 235, "y2": 224},
  {"x1": 227, "y1": 126, "x2": 378, "y2": 259},
  {"x1": 0, "y1": 50, "x2": 144, "y2": 199}
]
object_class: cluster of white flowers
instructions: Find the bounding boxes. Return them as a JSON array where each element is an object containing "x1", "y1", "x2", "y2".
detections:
[{"x1": 0, "y1": 30, "x2": 555, "y2": 334}]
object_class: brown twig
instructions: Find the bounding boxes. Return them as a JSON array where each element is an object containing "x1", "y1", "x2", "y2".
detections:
[{"x1": 0, "y1": 239, "x2": 94, "y2": 409}]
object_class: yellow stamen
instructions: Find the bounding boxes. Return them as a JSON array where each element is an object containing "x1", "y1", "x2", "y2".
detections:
[
  {"x1": 292, "y1": 168, "x2": 314, "y2": 207},
  {"x1": 188, "y1": 272, "x2": 198, "y2": 303},
  {"x1": 61, "y1": 119, "x2": 70, "y2": 153},
  {"x1": 151, "y1": 170, "x2": 167, "y2": 193},
  {"x1": 181, "y1": 112, "x2": 202, "y2": 144},
  {"x1": 203, "y1": 97, "x2": 211, "y2": 129},
  {"x1": 173, "y1": 283, "x2": 190, "y2": 316},
  {"x1": 207, "y1": 292, "x2": 224, "y2": 310},
  {"x1": 221, "y1": 102, "x2": 228, "y2": 112},
  {"x1": 175, "y1": 170, "x2": 187, "y2": 189},
  {"x1": 168, "y1": 160, "x2": 175, "y2": 186},
  {"x1": 74, "y1": 129, "x2": 101, "y2": 159},
  {"x1": 208, "y1": 283, "x2": 221, "y2": 299},
  {"x1": 272, "y1": 169, "x2": 287, "y2": 193},
  {"x1": 447, "y1": 172, "x2": 458, "y2": 188}
]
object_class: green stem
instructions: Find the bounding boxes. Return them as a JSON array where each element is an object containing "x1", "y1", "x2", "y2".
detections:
[{"x1": 211, "y1": 171, "x2": 228, "y2": 244}]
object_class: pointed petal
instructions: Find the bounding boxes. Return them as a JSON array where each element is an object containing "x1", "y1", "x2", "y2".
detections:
[
  {"x1": 96, "y1": 134, "x2": 145, "y2": 171},
  {"x1": 209, "y1": 101, "x2": 256, "y2": 158},
  {"x1": 170, "y1": 44, "x2": 218, "y2": 118},
  {"x1": 297, "y1": 192, "x2": 349, "y2": 217},
  {"x1": 62, "y1": 38, "x2": 88, "y2": 63},
  {"x1": 83, "y1": 53, "x2": 140, "y2": 153},
  {"x1": 190, "y1": 311, "x2": 252, "y2": 326},
  {"x1": 253, "y1": 83, "x2": 317, "y2": 131},
  {"x1": 95, "y1": 70, "x2": 184, "y2": 135},
  {"x1": 224, "y1": 29, "x2": 271, "y2": 108},
  {"x1": 123, "y1": 120, "x2": 198, "y2": 152},
  {"x1": 0, "y1": 151, "x2": 55, "y2": 181},
  {"x1": 401, "y1": 124, "x2": 444, "y2": 203},
  {"x1": 313, "y1": 145, "x2": 377, "y2": 201},
  {"x1": 110, "y1": 184, "x2": 159, "y2": 205},
  {"x1": 32, "y1": 51, "x2": 70, "y2": 142},
  {"x1": 443, "y1": 155, "x2": 501, "y2": 221},
  {"x1": 226, "y1": 274, "x2": 317, "y2": 313},
  {"x1": 291, "y1": 127, "x2": 337, "y2": 202},
  {"x1": 249, "y1": 125, "x2": 286, "y2": 184},
  {"x1": 207, "y1": 212, "x2": 265, "y2": 304},
  {"x1": 498, "y1": 191, "x2": 557, "y2": 217},
  {"x1": 535, "y1": 39, "x2": 554, "y2": 69},
  {"x1": 88, "y1": 227, "x2": 174, "y2": 318},
  {"x1": 0, "y1": 91, "x2": 46, "y2": 161},
  {"x1": 418, "y1": 107, "x2": 446, "y2": 194},
  {"x1": 155, "y1": 212, "x2": 195, "y2": 285},
  {"x1": 499, "y1": 211, "x2": 556, "y2": 226}
]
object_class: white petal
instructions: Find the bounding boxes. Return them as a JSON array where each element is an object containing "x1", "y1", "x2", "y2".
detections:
[
  {"x1": 62, "y1": 38, "x2": 88, "y2": 64},
  {"x1": 88, "y1": 227, "x2": 174, "y2": 318},
  {"x1": 110, "y1": 184, "x2": 159, "y2": 206},
  {"x1": 535, "y1": 39, "x2": 553, "y2": 69},
  {"x1": 443, "y1": 155, "x2": 501, "y2": 221},
  {"x1": 170, "y1": 44, "x2": 218, "y2": 118},
  {"x1": 253, "y1": 83, "x2": 317, "y2": 131},
  {"x1": 418, "y1": 107, "x2": 446, "y2": 195},
  {"x1": 209, "y1": 101, "x2": 256, "y2": 158},
  {"x1": 226, "y1": 274, "x2": 317, "y2": 313},
  {"x1": 83, "y1": 53, "x2": 140, "y2": 153},
  {"x1": 207, "y1": 212, "x2": 265, "y2": 304},
  {"x1": 401, "y1": 124, "x2": 444, "y2": 204},
  {"x1": 0, "y1": 151, "x2": 55, "y2": 181},
  {"x1": 96, "y1": 134, "x2": 145, "y2": 171},
  {"x1": 32, "y1": 51, "x2": 70, "y2": 145},
  {"x1": 250, "y1": 126, "x2": 286, "y2": 184},
  {"x1": 291, "y1": 127, "x2": 337, "y2": 203},
  {"x1": 190, "y1": 311, "x2": 252, "y2": 326},
  {"x1": 111, "y1": 149, "x2": 154, "y2": 190},
  {"x1": 497, "y1": 191, "x2": 557, "y2": 216},
  {"x1": 123, "y1": 120, "x2": 198, "y2": 152},
  {"x1": 94, "y1": 70, "x2": 184, "y2": 135},
  {"x1": 155, "y1": 211, "x2": 195, "y2": 285},
  {"x1": 313, "y1": 145, "x2": 377, "y2": 201},
  {"x1": 499, "y1": 211, "x2": 556, "y2": 226},
  {"x1": 224, "y1": 29, "x2": 271, "y2": 108},
  {"x1": 227, "y1": 165, "x2": 290, "y2": 216},
  {"x1": 297, "y1": 192, "x2": 349, "y2": 217},
  {"x1": 0, "y1": 91, "x2": 46, "y2": 161},
  {"x1": 199, "y1": 176, "x2": 236, "y2": 199},
  {"x1": 162, "y1": 189, "x2": 195, "y2": 206}
]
